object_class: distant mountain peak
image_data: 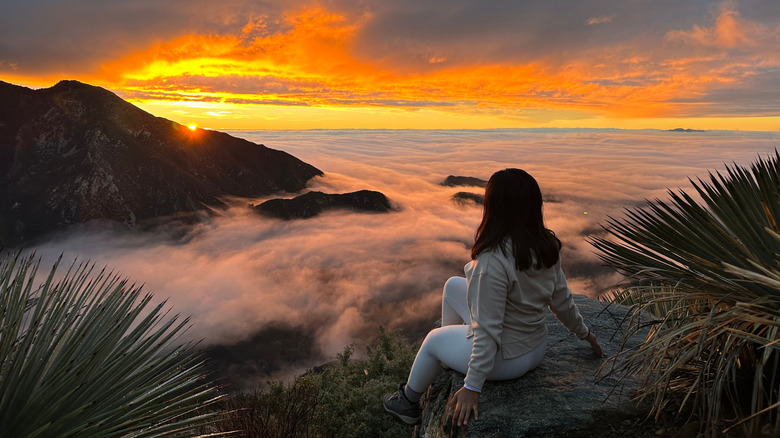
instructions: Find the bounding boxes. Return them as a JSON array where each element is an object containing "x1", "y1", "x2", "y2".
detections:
[
  {"x1": 52, "y1": 79, "x2": 92, "y2": 89},
  {"x1": 0, "y1": 80, "x2": 323, "y2": 245}
]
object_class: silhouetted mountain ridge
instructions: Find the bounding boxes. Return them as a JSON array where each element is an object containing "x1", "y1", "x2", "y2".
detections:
[{"x1": 0, "y1": 80, "x2": 322, "y2": 245}]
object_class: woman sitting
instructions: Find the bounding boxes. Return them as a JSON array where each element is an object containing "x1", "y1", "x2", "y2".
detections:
[{"x1": 383, "y1": 168, "x2": 605, "y2": 426}]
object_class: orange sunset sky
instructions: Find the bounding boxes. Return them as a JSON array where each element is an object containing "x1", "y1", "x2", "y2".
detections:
[{"x1": 2, "y1": 0, "x2": 779, "y2": 130}]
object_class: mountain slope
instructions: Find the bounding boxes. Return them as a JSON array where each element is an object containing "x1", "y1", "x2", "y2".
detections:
[{"x1": 0, "y1": 80, "x2": 322, "y2": 244}]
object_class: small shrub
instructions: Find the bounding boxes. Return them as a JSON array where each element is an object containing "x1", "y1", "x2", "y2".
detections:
[
  {"x1": 219, "y1": 376, "x2": 326, "y2": 437},
  {"x1": 215, "y1": 326, "x2": 419, "y2": 437}
]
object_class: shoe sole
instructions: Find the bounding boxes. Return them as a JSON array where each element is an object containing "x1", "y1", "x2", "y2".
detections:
[{"x1": 383, "y1": 404, "x2": 420, "y2": 425}]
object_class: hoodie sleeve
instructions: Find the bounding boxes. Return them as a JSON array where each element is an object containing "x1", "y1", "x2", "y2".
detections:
[
  {"x1": 548, "y1": 259, "x2": 589, "y2": 339},
  {"x1": 464, "y1": 255, "x2": 509, "y2": 391}
]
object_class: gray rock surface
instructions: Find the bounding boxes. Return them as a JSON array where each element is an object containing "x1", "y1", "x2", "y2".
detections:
[{"x1": 414, "y1": 295, "x2": 648, "y2": 438}]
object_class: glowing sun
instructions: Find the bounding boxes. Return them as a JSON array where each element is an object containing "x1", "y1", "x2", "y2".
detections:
[{"x1": 187, "y1": 124, "x2": 197, "y2": 130}]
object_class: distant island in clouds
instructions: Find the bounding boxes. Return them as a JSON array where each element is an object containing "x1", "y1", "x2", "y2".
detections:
[
  {"x1": 0, "y1": 80, "x2": 402, "y2": 245},
  {"x1": 666, "y1": 128, "x2": 706, "y2": 132}
]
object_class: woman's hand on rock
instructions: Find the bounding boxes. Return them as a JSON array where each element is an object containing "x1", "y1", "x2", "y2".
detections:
[
  {"x1": 584, "y1": 332, "x2": 606, "y2": 357},
  {"x1": 447, "y1": 386, "x2": 480, "y2": 426}
]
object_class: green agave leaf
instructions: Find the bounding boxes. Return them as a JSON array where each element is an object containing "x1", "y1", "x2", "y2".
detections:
[
  {"x1": 593, "y1": 152, "x2": 780, "y2": 437},
  {"x1": 0, "y1": 253, "x2": 230, "y2": 438}
]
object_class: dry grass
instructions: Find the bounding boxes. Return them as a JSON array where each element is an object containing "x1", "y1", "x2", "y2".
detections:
[{"x1": 591, "y1": 152, "x2": 780, "y2": 437}]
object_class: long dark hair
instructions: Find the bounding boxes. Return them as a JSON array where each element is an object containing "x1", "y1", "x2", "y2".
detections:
[{"x1": 471, "y1": 168, "x2": 561, "y2": 270}]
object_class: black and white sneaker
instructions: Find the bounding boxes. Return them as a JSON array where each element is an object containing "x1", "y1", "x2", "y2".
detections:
[{"x1": 383, "y1": 383, "x2": 421, "y2": 425}]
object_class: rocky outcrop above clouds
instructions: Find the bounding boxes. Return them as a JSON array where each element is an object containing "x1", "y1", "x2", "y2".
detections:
[
  {"x1": 666, "y1": 128, "x2": 705, "y2": 132},
  {"x1": 0, "y1": 80, "x2": 322, "y2": 245},
  {"x1": 252, "y1": 190, "x2": 392, "y2": 220},
  {"x1": 451, "y1": 192, "x2": 485, "y2": 206},
  {"x1": 449, "y1": 189, "x2": 560, "y2": 206},
  {"x1": 441, "y1": 175, "x2": 488, "y2": 188}
]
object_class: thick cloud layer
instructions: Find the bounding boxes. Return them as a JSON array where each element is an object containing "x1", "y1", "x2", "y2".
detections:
[{"x1": 19, "y1": 129, "x2": 779, "y2": 371}]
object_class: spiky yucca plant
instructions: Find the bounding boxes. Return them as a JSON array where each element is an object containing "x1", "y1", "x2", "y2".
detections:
[
  {"x1": 0, "y1": 253, "x2": 227, "y2": 437},
  {"x1": 591, "y1": 152, "x2": 780, "y2": 437}
]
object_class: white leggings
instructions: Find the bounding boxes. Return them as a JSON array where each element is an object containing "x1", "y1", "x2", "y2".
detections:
[{"x1": 406, "y1": 276, "x2": 546, "y2": 393}]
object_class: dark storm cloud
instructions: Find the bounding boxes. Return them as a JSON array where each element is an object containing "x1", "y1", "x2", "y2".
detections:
[
  {"x1": 344, "y1": 0, "x2": 725, "y2": 68},
  {"x1": 0, "y1": 0, "x2": 288, "y2": 74}
]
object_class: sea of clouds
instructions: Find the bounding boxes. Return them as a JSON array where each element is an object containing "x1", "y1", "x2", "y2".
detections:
[{"x1": 21, "y1": 128, "x2": 779, "y2": 385}]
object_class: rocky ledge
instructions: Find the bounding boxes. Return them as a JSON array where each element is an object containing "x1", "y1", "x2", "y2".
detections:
[
  {"x1": 253, "y1": 190, "x2": 392, "y2": 219},
  {"x1": 415, "y1": 295, "x2": 649, "y2": 438}
]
